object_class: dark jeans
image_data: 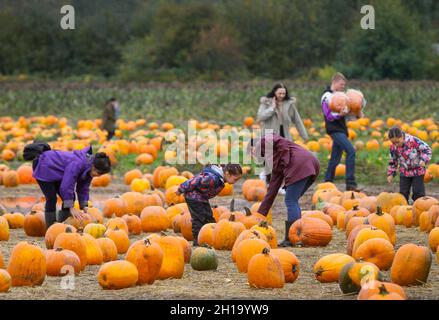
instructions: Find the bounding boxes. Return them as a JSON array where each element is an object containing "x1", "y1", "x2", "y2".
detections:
[
  {"x1": 185, "y1": 198, "x2": 215, "y2": 245},
  {"x1": 400, "y1": 175, "x2": 425, "y2": 202},
  {"x1": 285, "y1": 177, "x2": 314, "y2": 223},
  {"x1": 324, "y1": 132, "x2": 357, "y2": 187},
  {"x1": 36, "y1": 179, "x2": 71, "y2": 228},
  {"x1": 107, "y1": 130, "x2": 115, "y2": 140}
]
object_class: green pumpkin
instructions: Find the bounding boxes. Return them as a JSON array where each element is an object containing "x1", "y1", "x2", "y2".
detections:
[
  {"x1": 190, "y1": 246, "x2": 218, "y2": 271},
  {"x1": 339, "y1": 261, "x2": 384, "y2": 294}
]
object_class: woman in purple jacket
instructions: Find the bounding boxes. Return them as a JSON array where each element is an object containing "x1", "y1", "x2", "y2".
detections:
[
  {"x1": 248, "y1": 133, "x2": 320, "y2": 247},
  {"x1": 32, "y1": 146, "x2": 111, "y2": 229}
]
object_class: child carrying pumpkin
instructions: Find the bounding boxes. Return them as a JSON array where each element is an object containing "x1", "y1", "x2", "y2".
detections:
[
  {"x1": 176, "y1": 164, "x2": 243, "y2": 246},
  {"x1": 387, "y1": 126, "x2": 432, "y2": 202}
]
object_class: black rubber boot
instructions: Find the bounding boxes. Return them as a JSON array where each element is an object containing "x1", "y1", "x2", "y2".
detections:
[
  {"x1": 57, "y1": 209, "x2": 71, "y2": 223},
  {"x1": 278, "y1": 221, "x2": 293, "y2": 247},
  {"x1": 44, "y1": 211, "x2": 57, "y2": 230}
]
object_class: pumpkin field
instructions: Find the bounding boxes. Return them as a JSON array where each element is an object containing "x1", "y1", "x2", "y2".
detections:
[{"x1": 0, "y1": 81, "x2": 438, "y2": 300}]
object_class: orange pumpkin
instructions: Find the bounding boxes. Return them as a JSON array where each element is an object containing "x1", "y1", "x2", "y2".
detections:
[
  {"x1": 45, "y1": 248, "x2": 81, "y2": 276},
  {"x1": 98, "y1": 261, "x2": 139, "y2": 290},
  {"x1": 124, "y1": 169, "x2": 143, "y2": 185},
  {"x1": 140, "y1": 206, "x2": 169, "y2": 233},
  {"x1": 351, "y1": 227, "x2": 390, "y2": 257},
  {"x1": 3, "y1": 170, "x2": 19, "y2": 187},
  {"x1": 353, "y1": 238, "x2": 395, "y2": 271},
  {"x1": 247, "y1": 248, "x2": 285, "y2": 288},
  {"x1": 302, "y1": 210, "x2": 334, "y2": 228},
  {"x1": 390, "y1": 244, "x2": 432, "y2": 286},
  {"x1": 53, "y1": 227, "x2": 88, "y2": 270},
  {"x1": 102, "y1": 197, "x2": 127, "y2": 218},
  {"x1": 122, "y1": 214, "x2": 142, "y2": 235},
  {"x1": 96, "y1": 238, "x2": 118, "y2": 262},
  {"x1": 104, "y1": 227, "x2": 130, "y2": 254},
  {"x1": 270, "y1": 249, "x2": 300, "y2": 283},
  {"x1": 376, "y1": 192, "x2": 408, "y2": 214},
  {"x1": 250, "y1": 221, "x2": 277, "y2": 248},
  {"x1": 235, "y1": 238, "x2": 271, "y2": 273},
  {"x1": 367, "y1": 284, "x2": 405, "y2": 300},
  {"x1": 125, "y1": 239, "x2": 163, "y2": 285},
  {"x1": 7, "y1": 241, "x2": 46, "y2": 286},
  {"x1": 82, "y1": 233, "x2": 104, "y2": 265},
  {"x1": 105, "y1": 217, "x2": 129, "y2": 234},
  {"x1": 288, "y1": 218, "x2": 332, "y2": 247},
  {"x1": 17, "y1": 164, "x2": 35, "y2": 184},
  {"x1": 358, "y1": 280, "x2": 406, "y2": 300},
  {"x1": 313, "y1": 253, "x2": 355, "y2": 283},
  {"x1": 23, "y1": 210, "x2": 46, "y2": 237},
  {"x1": 213, "y1": 215, "x2": 246, "y2": 250},
  {"x1": 367, "y1": 206, "x2": 396, "y2": 245},
  {"x1": 0, "y1": 269, "x2": 11, "y2": 293},
  {"x1": 45, "y1": 223, "x2": 77, "y2": 249},
  {"x1": 428, "y1": 228, "x2": 439, "y2": 253},
  {"x1": 0, "y1": 216, "x2": 10, "y2": 241},
  {"x1": 413, "y1": 196, "x2": 439, "y2": 226},
  {"x1": 3, "y1": 212, "x2": 25, "y2": 229},
  {"x1": 151, "y1": 235, "x2": 185, "y2": 280},
  {"x1": 197, "y1": 223, "x2": 217, "y2": 247}
]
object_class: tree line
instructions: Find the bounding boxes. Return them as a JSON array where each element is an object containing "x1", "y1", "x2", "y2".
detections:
[{"x1": 0, "y1": 0, "x2": 438, "y2": 81}]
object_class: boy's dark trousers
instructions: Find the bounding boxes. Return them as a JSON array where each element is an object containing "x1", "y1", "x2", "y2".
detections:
[
  {"x1": 400, "y1": 175, "x2": 425, "y2": 202},
  {"x1": 185, "y1": 198, "x2": 215, "y2": 245}
]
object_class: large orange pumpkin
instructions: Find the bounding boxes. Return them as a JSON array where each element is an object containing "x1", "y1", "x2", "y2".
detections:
[
  {"x1": 313, "y1": 253, "x2": 355, "y2": 283},
  {"x1": 357, "y1": 280, "x2": 406, "y2": 300},
  {"x1": 151, "y1": 235, "x2": 185, "y2": 280},
  {"x1": 270, "y1": 249, "x2": 300, "y2": 283},
  {"x1": 197, "y1": 223, "x2": 217, "y2": 247},
  {"x1": 125, "y1": 239, "x2": 163, "y2": 285},
  {"x1": 122, "y1": 214, "x2": 142, "y2": 235},
  {"x1": 353, "y1": 238, "x2": 395, "y2": 271},
  {"x1": 390, "y1": 244, "x2": 432, "y2": 286},
  {"x1": 140, "y1": 206, "x2": 169, "y2": 233},
  {"x1": 82, "y1": 233, "x2": 104, "y2": 265},
  {"x1": 104, "y1": 227, "x2": 130, "y2": 254},
  {"x1": 231, "y1": 230, "x2": 268, "y2": 263},
  {"x1": 413, "y1": 197, "x2": 439, "y2": 226},
  {"x1": 235, "y1": 238, "x2": 270, "y2": 273},
  {"x1": 7, "y1": 241, "x2": 46, "y2": 286},
  {"x1": 102, "y1": 197, "x2": 127, "y2": 218},
  {"x1": 351, "y1": 227, "x2": 390, "y2": 257},
  {"x1": 247, "y1": 248, "x2": 285, "y2": 288},
  {"x1": 96, "y1": 238, "x2": 118, "y2": 262},
  {"x1": 213, "y1": 215, "x2": 246, "y2": 250},
  {"x1": 376, "y1": 192, "x2": 408, "y2": 214},
  {"x1": 45, "y1": 248, "x2": 81, "y2": 276},
  {"x1": 98, "y1": 261, "x2": 138, "y2": 290},
  {"x1": 23, "y1": 210, "x2": 46, "y2": 237},
  {"x1": 53, "y1": 227, "x2": 88, "y2": 270},
  {"x1": 288, "y1": 218, "x2": 332, "y2": 247}
]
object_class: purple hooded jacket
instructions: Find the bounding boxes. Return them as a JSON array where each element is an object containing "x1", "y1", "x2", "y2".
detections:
[{"x1": 32, "y1": 146, "x2": 94, "y2": 209}]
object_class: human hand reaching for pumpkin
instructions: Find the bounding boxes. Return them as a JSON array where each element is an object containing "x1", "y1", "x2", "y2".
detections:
[{"x1": 70, "y1": 207, "x2": 84, "y2": 220}]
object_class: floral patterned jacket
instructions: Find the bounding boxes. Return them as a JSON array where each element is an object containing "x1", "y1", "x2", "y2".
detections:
[{"x1": 387, "y1": 134, "x2": 432, "y2": 177}]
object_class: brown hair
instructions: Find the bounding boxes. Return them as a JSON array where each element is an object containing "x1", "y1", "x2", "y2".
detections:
[
  {"x1": 332, "y1": 72, "x2": 347, "y2": 83},
  {"x1": 388, "y1": 126, "x2": 404, "y2": 139},
  {"x1": 220, "y1": 163, "x2": 242, "y2": 176}
]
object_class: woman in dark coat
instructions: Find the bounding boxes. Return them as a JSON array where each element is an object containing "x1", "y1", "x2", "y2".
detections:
[
  {"x1": 32, "y1": 146, "x2": 111, "y2": 229},
  {"x1": 248, "y1": 133, "x2": 320, "y2": 247},
  {"x1": 101, "y1": 97, "x2": 120, "y2": 140}
]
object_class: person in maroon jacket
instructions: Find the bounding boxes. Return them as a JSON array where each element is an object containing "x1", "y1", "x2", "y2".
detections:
[{"x1": 248, "y1": 133, "x2": 320, "y2": 247}]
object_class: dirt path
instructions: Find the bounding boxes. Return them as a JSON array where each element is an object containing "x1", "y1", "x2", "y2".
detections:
[{"x1": 0, "y1": 181, "x2": 438, "y2": 300}]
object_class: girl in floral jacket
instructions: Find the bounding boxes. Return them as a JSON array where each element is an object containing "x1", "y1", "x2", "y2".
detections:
[{"x1": 387, "y1": 126, "x2": 432, "y2": 202}]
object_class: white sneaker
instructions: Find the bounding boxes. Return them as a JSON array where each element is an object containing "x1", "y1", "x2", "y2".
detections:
[{"x1": 278, "y1": 188, "x2": 286, "y2": 195}]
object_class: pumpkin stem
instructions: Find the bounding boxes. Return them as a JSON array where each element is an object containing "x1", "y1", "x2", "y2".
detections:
[
  {"x1": 378, "y1": 284, "x2": 390, "y2": 296},
  {"x1": 228, "y1": 214, "x2": 236, "y2": 222},
  {"x1": 351, "y1": 192, "x2": 355, "y2": 199},
  {"x1": 262, "y1": 247, "x2": 270, "y2": 255},
  {"x1": 144, "y1": 238, "x2": 151, "y2": 246},
  {"x1": 376, "y1": 206, "x2": 383, "y2": 216},
  {"x1": 65, "y1": 226, "x2": 73, "y2": 233},
  {"x1": 55, "y1": 247, "x2": 63, "y2": 252},
  {"x1": 230, "y1": 198, "x2": 235, "y2": 212},
  {"x1": 353, "y1": 205, "x2": 359, "y2": 210},
  {"x1": 244, "y1": 207, "x2": 252, "y2": 216},
  {"x1": 259, "y1": 220, "x2": 268, "y2": 228}
]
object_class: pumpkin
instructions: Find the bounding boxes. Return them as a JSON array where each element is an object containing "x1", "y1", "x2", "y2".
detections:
[
  {"x1": 53, "y1": 227, "x2": 88, "y2": 270},
  {"x1": 64, "y1": 213, "x2": 94, "y2": 229},
  {"x1": 158, "y1": 167, "x2": 179, "y2": 189},
  {"x1": 0, "y1": 216, "x2": 10, "y2": 241},
  {"x1": 165, "y1": 175, "x2": 188, "y2": 190},
  {"x1": 367, "y1": 206, "x2": 396, "y2": 245},
  {"x1": 238, "y1": 208, "x2": 267, "y2": 229},
  {"x1": 91, "y1": 173, "x2": 112, "y2": 188},
  {"x1": 345, "y1": 217, "x2": 369, "y2": 239},
  {"x1": 105, "y1": 217, "x2": 129, "y2": 234},
  {"x1": 151, "y1": 236, "x2": 185, "y2": 280},
  {"x1": 165, "y1": 186, "x2": 186, "y2": 206},
  {"x1": 7, "y1": 241, "x2": 46, "y2": 286},
  {"x1": 122, "y1": 214, "x2": 142, "y2": 235},
  {"x1": 247, "y1": 248, "x2": 285, "y2": 288},
  {"x1": 390, "y1": 244, "x2": 432, "y2": 286},
  {"x1": 0, "y1": 269, "x2": 11, "y2": 293},
  {"x1": 353, "y1": 238, "x2": 395, "y2": 271},
  {"x1": 98, "y1": 261, "x2": 139, "y2": 290},
  {"x1": 176, "y1": 237, "x2": 192, "y2": 264},
  {"x1": 121, "y1": 192, "x2": 148, "y2": 216},
  {"x1": 250, "y1": 221, "x2": 277, "y2": 248},
  {"x1": 342, "y1": 192, "x2": 360, "y2": 210},
  {"x1": 329, "y1": 92, "x2": 348, "y2": 113},
  {"x1": 428, "y1": 228, "x2": 439, "y2": 252},
  {"x1": 190, "y1": 246, "x2": 218, "y2": 271},
  {"x1": 358, "y1": 280, "x2": 407, "y2": 300},
  {"x1": 45, "y1": 248, "x2": 81, "y2": 276},
  {"x1": 346, "y1": 89, "x2": 364, "y2": 116},
  {"x1": 358, "y1": 196, "x2": 377, "y2": 213},
  {"x1": 82, "y1": 233, "x2": 104, "y2": 265},
  {"x1": 235, "y1": 238, "x2": 271, "y2": 273},
  {"x1": 302, "y1": 210, "x2": 334, "y2": 228},
  {"x1": 413, "y1": 197, "x2": 439, "y2": 226},
  {"x1": 135, "y1": 153, "x2": 154, "y2": 165},
  {"x1": 130, "y1": 178, "x2": 151, "y2": 193},
  {"x1": 125, "y1": 238, "x2": 163, "y2": 285},
  {"x1": 270, "y1": 249, "x2": 300, "y2": 283},
  {"x1": 344, "y1": 206, "x2": 370, "y2": 228},
  {"x1": 124, "y1": 169, "x2": 143, "y2": 185},
  {"x1": 242, "y1": 180, "x2": 267, "y2": 202},
  {"x1": 17, "y1": 164, "x2": 35, "y2": 184},
  {"x1": 23, "y1": 210, "x2": 46, "y2": 237},
  {"x1": 3, "y1": 212, "x2": 25, "y2": 229},
  {"x1": 87, "y1": 207, "x2": 103, "y2": 224},
  {"x1": 218, "y1": 183, "x2": 233, "y2": 196},
  {"x1": 347, "y1": 225, "x2": 372, "y2": 256},
  {"x1": 213, "y1": 215, "x2": 246, "y2": 251},
  {"x1": 140, "y1": 206, "x2": 169, "y2": 233},
  {"x1": 288, "y1": 218, "x2": 332, "y2": 247},
  {"x1": 212, "y1": 205, "x2": 229, "y2": 222},
  {"x1": 2, "y1": 170, "x2": 19, "y2": 187},
  {"x1": 198, "y1": 223, "x2": 216, "y2": 247},
  {"x1": 83, "y1": 223, "x2": 107, "y2": 239},
  {"x1": 250, "y1": 202, "x2": 273, "y2": 224},
  {"x1": 313, "y1": 253, "x2": 355, "y2": 283},
  {"x1": 166, "y1": 203, "x2": 189, "y2": 224},
  {"x1": 336, "y1": 211, "x2": 348, "y2": 230},
  {"x1": 104, "y1": 227, "x2": 130, "y2": 254},
  {"x1": 231, "y1": 230, "x2": 268, "y2": 263},
  {"x1": 419, "y1": 205, "x2": 439, "y2": 232},
  {"x1": 96, "y1": 238, "x2": 118, "y2": 262},
  {"x1": 394, "y1": 206, "x2": 414, "y2": 227},
  {"x1": 45, "y1": 223, "x2": 77, "y2": 249},
  {"x1": 376, "y1": 192, "x2": 408, "y2": 214},
  {"x1": 0, "y1": 251, "x2": 3, "y2": 269},
  {"x1": 322, "y1": 204, "x2": 346, "y2": 225},
  {"x1": 351, "y1": 227, "x2": 390, "y2": 257},
  {"x1": 102, "y1": 197, "x2": 127, "y2": 218},
  {"x1": 179, "y1": 211, "x2": 193, "y2": 241},
  {"x1": 312, "y1": 188, "x2": 342, "y2": 206},
  {"x1": 338, "y1": 261, "x2": 382, "y2": 294},
  {"x1": 367, "y1": 284, "x2": 405, "y2": 300}
]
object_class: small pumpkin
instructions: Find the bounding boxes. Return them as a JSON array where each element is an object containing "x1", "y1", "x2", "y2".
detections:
[
  {"x1": 97, "y1": 261, "x2": 139, "y2": 290},
  {"x1": 3, "y1": 212, "x2": 25, "y2": 229},
  {"x1": 358, "y1": 280, "x2": 407, "y2": 300},
  {"x1": 45, "y1": 248, "x2": 81, "y2": 276},
  {"x1": 96, "y1": 238, "x2": 118, "y2": 262},
  {"x1": 288, "y1": 218, "x2": 332, "y2": 247},
  {"x1": 235, "y1": 238, "x2": 271, "y2": 273},
  {"x1": 250, "y1": 220, "x2": 277, "y2": 248},
  {"x1": 313, "y1": 253, "x2": 355, "y2": 283},
  {"x1": 428, "y1": 228, "x2": 439, "y2": 252},
  {"x1": 140, "y1": 206, "x2": 169, "y2": 233},
  {"x1": 82, "y1": 233, "x2": 104, "y2": 265},
  {"x1": 122, "y1": 214, "x2": 142, "y2": 235},
  {"x1": 0, "y1": 216, "x2": 10, "y2": 241},
  {"x1": 213, "y1": 215, "x2": 246, "y2": 251},
  {"x1": 190, "y1": 246, "x2": 218, "y2": 271},
  {"x1": 45, "y1": 223, "x2": 77, "y2": 249},
  {"x1": 104, "y1": 227, "x2": 130, "y2": 254},
  {"x1": 367, "y1": 206, "x2": 396, "y2": 245},
  {"x1": 367, "y1": 284, "x2": 405, "y2": 300},
  {"x1": 197, "y1": 223, "x2": 217, "y2": 247},
  {"x1": 23, "y1": 210, "x2": 46, "y2": 237},
  {"x1": 83, "y1": 223, "x2": 107, "y2": 239},
  {"x1": 353, "y1": 238, "x2": 395, "y2": 271},
  {"x1": 413, "y1": 196, "x2": 439, "y2": 226},
  {"x1": 105, "y1": 217, "x2": 129, "y2": 235},
  {"x1": 0, "y1": 269, "x2": 11, "y2": 293},
  {"x1": 270, "y1": 249, "x2": 300, "y2": 283}
]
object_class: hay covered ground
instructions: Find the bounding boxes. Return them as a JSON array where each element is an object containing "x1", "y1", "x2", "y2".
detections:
[{"x1": 0, "y1": 180, "x2": 438, "y2": 300}]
